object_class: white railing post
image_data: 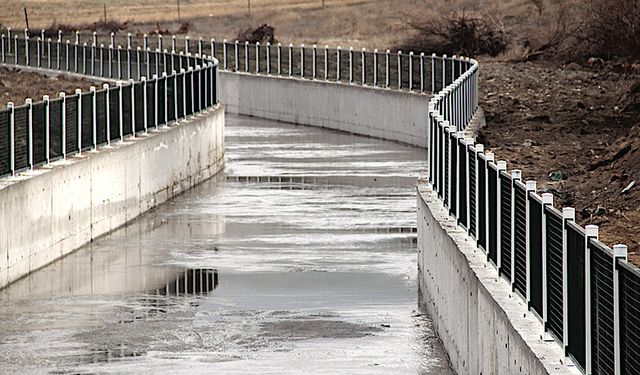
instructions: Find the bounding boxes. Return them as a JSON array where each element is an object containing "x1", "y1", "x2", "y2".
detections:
[
  {"x1": 386, "y1": 50, "x2": 390, "y2": 88},
  {"x1": 37, "y1": 37, "x2": 41, "y2": 67},
  {"x1": 104, "y1": 84, "x2": 111, "y2": 145},
  {"x1": 525, "y1": 180, "x2": 537, "y2": 304},
  {"x1": 136, "y1": 47, "x2": 142, "y2": 80},
  {"x1": 163, "y1": 72, "x2": 168, "y2": 125},
  {"x1": 541, "y1": 192, "x2": 554, "y2": 340},
  {"x1": 584, "y1": 224, "x2": 598, "y2": 375},
  {"x1": 76, "y1": 88, "x2": 82, "y2": 153},
  {"x1": 8, "y1": 102, "x2": 14, "y2": 174},
  {"x1": 91, "y1": 37, "x2": 96, "y2": 76},
  {"x1": 185, "y1": 36, "x2": 190, "y2": 55},
  {"x1": 266, "y1": 42, "x2": 271, "y2": 74},
  {"x1": 223, "y1": 39, "x2": 228, "y2": 70},
  {"x1": 613, "y1": 244, "x2": 628, "y2": 375},
  {"x1": 172, "y1": 35, "x2": 176, "y2": 53},
  {"x1": 26, "y1": 98, "x2": 33, "y2": 169},
  {"x1": 420, "y1": 52, "x2": 425, "y2": 92},
  {"x1": 562, "y1": 206, "x2": 576, "y2": 355},
  {"x1": 189, "y1": 66, "x2": 195, "y2": 115},
  {"x1": 349, "y1": 47, "x2": 354, "y2": 84},
  {"x1": 244, "y1": 41, "x2": 249, "y2": 72},
  {"x1": 44, "y1": 95, "x2": 50, "y2": 163},
  {"x1": 142, "y1": 76, "x2": 148, "y2": 132},
  {"x1": 60, "y1": 93, "x2": 67, "y2": 157},
  {"x1": 117, "y1": 45, "x2": 123, "y2": 79},
  {"x1": 301, "y1": 44, "x2": 305, "y2": 78},
  {"x1": 90, "y1": 86, "x2": 97, "y2": 149},
  {"x1": 129, "y1": 79, "x2": 136, "y2": 138},
  {"x1": 397, "y1": 50, "x2": 402, "y2": 90},
  {"x1": 337, "y1": 46, "x2": 342, "y2": 81},
  {"x1": 373, "y1": 49, "x2": 378, "y2": 86},
  {"x1": 442, "y1": 54, "x2": 447, "y2": 89},
  {"x1": 181, "y1": 68, "x2": 187, "y2": 119},
  {"x1": 431, "y1": 53, "x2": 436, "y2": 94},
  {"x1": 361, "y1": 48, "x2": 366, "y2": 85},
  {"x1": 312, "y1": 44, "x2": 317, "y2": 79},
  {"x1": 277, "y1": 43, "x2": 282, "y2": 76},
  {"x1": 1, "y1": 34, "x2": 5, "y2": 63},
  {"x1": 324, "y1": 45, "x2": 329, "y2": 81},
  {"x1": 288, "y1": 43, "x2": 293, "y2": 77}
]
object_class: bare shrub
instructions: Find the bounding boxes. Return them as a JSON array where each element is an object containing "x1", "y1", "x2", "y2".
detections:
[
  {"x1": 576, "y1": 0, "x2": 640, "y2": 59},
  {"x1": 399, "y1": 12, "x2": 508, "y2": 57},
  {"x1": 236, "y1": 24, "x2": 276, "y2": 44}
]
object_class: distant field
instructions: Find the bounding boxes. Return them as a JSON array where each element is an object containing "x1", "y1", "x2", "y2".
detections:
[{"x1": 0, "y1": 0, "x2": 420, "y2": 49}]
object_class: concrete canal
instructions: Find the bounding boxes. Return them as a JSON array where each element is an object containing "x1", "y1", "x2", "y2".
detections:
[{"x1": 0, "y1": 115, "x2": 452, "y2": 374}]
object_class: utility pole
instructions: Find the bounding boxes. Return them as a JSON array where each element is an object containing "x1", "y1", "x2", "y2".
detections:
[
  {"x1": 177, "y1": 0, "x2": 181, "y2": 20},
  {"x1": 103, "y1": 3, "x2": 107, "y2": 22},
  {"x1": 247, "y1": 0, "x2": 251, "y2": 13},
  {"x1": 24, "y1": 7, "x2": 30, "y2": 30}
]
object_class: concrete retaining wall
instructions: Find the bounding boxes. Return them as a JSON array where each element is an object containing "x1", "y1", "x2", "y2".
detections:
[
  {"x1": 417, "y1": 182, "x2": 579, "y2": 375},
  {"x1": 219, "y1": 72, "x2": 430, "y2": 147},
  {"x1": 0, "y1": 106, "x2": 225, "y2": 289}
]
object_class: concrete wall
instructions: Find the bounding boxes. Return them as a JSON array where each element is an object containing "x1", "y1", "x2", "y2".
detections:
[
  {"x1": 417, "y1": 181, "x2": 579, "y2": 375},
  {"x1": 219, "y1": 72, "x2": 430, "y2": 147},
  {"x1": 0, "y1": 106, "x2": 225, "y2": 289}
]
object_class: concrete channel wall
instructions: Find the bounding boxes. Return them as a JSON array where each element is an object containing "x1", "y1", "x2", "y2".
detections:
[
  {"x1": 219, "y1": 71, "x2": 430, "y2": 147},
  {"x1": 417, "y1": 182, "x2": 579, "y2": 375},
  {"x1": 0, "y1": 107, "x2": 225, "y2": 289}
]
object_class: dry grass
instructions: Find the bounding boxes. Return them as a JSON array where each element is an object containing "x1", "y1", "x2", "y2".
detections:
[{"x1": 0, "y1": 0, "x2": 416, "y2": 50}]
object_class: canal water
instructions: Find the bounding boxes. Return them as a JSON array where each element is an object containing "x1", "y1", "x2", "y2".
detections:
[{"x1": 0, "y1": 115, "x2": 452, "y2": 374}]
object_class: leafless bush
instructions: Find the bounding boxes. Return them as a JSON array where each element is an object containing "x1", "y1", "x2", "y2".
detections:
[
  {"x1": 577, "y1": 0, "x2": 640, "y2": 59},
  {"x1": 400, "y1": 12, "x2": 508, "y2": 57},
  {"x1": 236, "y1": 24, "x2": 276, "y2": 44},
  {"x1": 42, "y1": 20, "x2": 129, "y2": 37}
]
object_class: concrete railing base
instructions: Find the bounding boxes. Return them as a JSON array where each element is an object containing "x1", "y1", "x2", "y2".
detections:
[
  {"x1": 220, "y1": 71, "x2": 430, "y2": 147},
  {"x1": 417, "y1": 181, "x2": 580, "y2": 375},
  {"x1": 0, "y1": 106, "x2": 225, "y2": 290}
]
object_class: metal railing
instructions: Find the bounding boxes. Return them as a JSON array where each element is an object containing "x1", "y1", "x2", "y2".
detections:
[
  {"x1": 427, "y1": 45, "x2": 635, "y2": 375},
  {"x1": 0, "y1": 28, "x2": 219, "y2": 177},
  {"x1": 2, "y1": 27, "x2": 635, "y2": 375}
]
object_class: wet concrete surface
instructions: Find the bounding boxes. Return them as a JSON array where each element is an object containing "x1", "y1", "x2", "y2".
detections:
[{"x1": 0, "y1": 115, "x2": 452, "y2": 374}]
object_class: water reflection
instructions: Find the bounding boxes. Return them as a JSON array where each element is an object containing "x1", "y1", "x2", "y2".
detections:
[{"x1": 154, "y1": 268, "x2": 219, "y2": 296}]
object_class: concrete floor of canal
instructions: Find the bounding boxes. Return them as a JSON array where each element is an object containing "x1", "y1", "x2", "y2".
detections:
[{"x1": 0, "y1": 115, "x2": 453, "y2": 374}]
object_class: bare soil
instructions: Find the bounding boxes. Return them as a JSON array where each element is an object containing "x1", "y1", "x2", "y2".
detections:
[
  {"x1": 0, "y1": 67, "x2": 104, "y2": 108},
  {"x1": 478, "y1": 59, "x2": 640, "y2": 258}
]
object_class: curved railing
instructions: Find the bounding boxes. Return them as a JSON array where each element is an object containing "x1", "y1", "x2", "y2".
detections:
[
  {"x1": 2, "y1": 27, "x2": 637, "y2": 374},
  {"x1": 0, "y1": 29, "x2": 219, "y2": 177},
  {"x1": 426, "y1": 41, "x2": 636, "y2": 375}
]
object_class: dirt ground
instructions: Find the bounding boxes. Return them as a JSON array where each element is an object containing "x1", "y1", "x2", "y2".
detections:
[
  {"x1": 0, "y1": 67, "x2": 104, "y2": 108},
  {"x1": 478, "y1": 59, "x2": 640, "y2": 257}
]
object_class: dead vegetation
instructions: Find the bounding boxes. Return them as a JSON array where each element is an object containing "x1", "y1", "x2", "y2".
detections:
[
  {"x1": 236, "y1": 24, "x2": 276, "y2": 44},
  {"x1": 400, "y1": 0, "x2": 640, "y2": 62},
  {"x1": 399, "y1": 12, "x2": 508, "y2": 56}
]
